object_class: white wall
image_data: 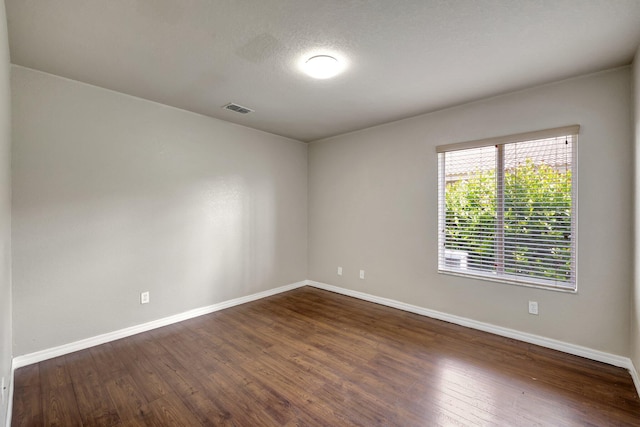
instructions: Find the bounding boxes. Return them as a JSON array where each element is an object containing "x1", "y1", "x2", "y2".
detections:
[
  {"x1": 309, "y1": 67, "x2": 633, "y2": 356},
  {"x1": 0, "y1": 1, "x2": 10, "y2": 424},
  {"x1": 632, "y1": 46, "x2": 640, "y2": 375},
  {"x1": 11, "y1": 66, "x2": 308, "y2": 356}
]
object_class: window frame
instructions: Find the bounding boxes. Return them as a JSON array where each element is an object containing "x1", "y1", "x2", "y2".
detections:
[{"x1": 436, "y1": 125, "x2": 579, "y2": 293}]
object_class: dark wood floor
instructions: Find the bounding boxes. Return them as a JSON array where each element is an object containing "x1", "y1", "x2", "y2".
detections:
[{"x1": 11, "y1": 286, "x2": 640, "y2": 426}]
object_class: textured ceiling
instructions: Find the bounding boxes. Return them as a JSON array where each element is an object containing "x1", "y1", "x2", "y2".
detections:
[{"x1": 5, "y1": 0, "x2": 640, "y2": 142}]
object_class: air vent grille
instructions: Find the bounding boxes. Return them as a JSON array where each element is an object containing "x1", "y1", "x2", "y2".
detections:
[{"x1": 222, "y1": 103, "x2": 254, "y2": 114}]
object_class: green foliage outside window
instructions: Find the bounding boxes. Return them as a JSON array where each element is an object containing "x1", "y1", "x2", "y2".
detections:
[{"x1": 444, "y1": 160, "x2": 572, "y2": 282}]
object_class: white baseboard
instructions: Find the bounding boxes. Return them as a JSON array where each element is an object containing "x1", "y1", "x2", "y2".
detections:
[
  {"x1": 306, "y1": 280, "x2": 635, "y2": 372},
  {"x1": 12, "y1": 281, "x2": 307, "y2": 369},
  {"x1": 629, "y1": 361, "x2": 640, "y2": 399},
  {"x1": 4, "y1": 360, "x2": 13, "y2": 427}
]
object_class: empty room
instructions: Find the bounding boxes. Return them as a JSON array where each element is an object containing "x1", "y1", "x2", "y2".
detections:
[{"x1": 2, "y1": 0, "x2": 640, "y2": 425}]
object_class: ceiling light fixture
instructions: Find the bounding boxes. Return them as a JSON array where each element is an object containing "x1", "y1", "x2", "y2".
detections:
[{"x1": 303, "y1": 55, "x2": 343, "y2": 79}]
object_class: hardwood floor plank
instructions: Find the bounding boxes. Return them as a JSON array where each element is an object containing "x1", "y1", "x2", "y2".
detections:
[
  {"x1": 41, "y1": 383, "x2": 83, "y2": 427},
  {"x1": 143, "y1": 392, "x2": 204, "y2": 427},
  {"x1": 12, "y1": 364, "x2": 40, "y2": 388},
  {"x1": 11, "y1": 286, "x2": 640, "y2": 425},
  {"x1": 39, "y1": 357, "x2": 73, "y2": 390},
  {"x1": 10, "y1": 386, "x2": 43, "y2": 427},
  {"x1": 195, "y1": 365, "x2": 289, "y2": 427},
  {"x1": 128, "y1": 356, "x2": 172, "y2": 404},
  {"x1": 89, "y1": 342, "x2": 128, "y2": 381},
  {"x1": 140, "y1": 343, "x2": 237, "y2": 426},
  {"x1": 65, "y1": 350, "x2": 121, "y2": 426},
  {"x1": 107, "y1": 338, "x2": 172, "y2": 404},
  {"x1": 104, "y1": 374, "x2": 149, "y2": 424}
]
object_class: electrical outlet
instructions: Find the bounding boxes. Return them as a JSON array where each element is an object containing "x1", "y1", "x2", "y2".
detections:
[
  {"x1": 337, "y1": 266, "x2": 343, "y2": 276},
  {"x1": 359, "y1": 270, "x2": 365, "y2": 279},
  {"x1": 528, "y1": 301, "x2": 538, "y2": 315},
  {"x1": 140, "y1": 291, "x2": 150, "y2": 304}
]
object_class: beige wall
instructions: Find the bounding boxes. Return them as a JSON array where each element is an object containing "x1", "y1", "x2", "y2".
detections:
[
  {"x1": 309, "y1": 67, "x2": 633, "y2": 356},
  {"x1": 0, "y1": 0, "x2": 10, "y2": 423},
  {"x1": 632, "y1": 47, "x2": 640, "y2": 375},
  {"x1": 11, "y1": 66, "x2": 308, "y2": 356}
]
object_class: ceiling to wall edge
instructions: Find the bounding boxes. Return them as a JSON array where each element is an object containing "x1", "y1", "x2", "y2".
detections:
[
  {"x1": 9, "y1": 62, "x2": 635, "y2": 146},
  {"x1": 308, "y1": 63, "x2": 635, "y2": 145}
]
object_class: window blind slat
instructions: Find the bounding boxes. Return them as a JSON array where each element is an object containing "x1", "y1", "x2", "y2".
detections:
[
  {"x1": 436, "y1": 125, "x2": 580, "y2": 153},
  {"x1": 438, "y1": 130, "x2": 577, "y2": 291}
]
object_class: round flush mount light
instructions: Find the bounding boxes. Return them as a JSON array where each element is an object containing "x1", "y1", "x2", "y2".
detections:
[{"x1": 303, "y1": 55, "x2": 344, "y2": 79}]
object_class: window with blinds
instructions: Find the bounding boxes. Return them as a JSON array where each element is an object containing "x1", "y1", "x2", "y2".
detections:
[{"x1": 437, "y1": 125, "x2": 578, "y2": 291}]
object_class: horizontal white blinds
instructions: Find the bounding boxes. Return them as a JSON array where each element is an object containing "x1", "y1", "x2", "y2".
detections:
[
  {"x1": 437, "y1": 127, "x2": 577, "y2": 291},
  {"x1": 436, "y1": 125, "x2": 580, "y2": 153}
]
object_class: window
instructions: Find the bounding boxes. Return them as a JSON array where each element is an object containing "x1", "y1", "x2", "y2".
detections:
[{"x1": 437, "y1": 125, "x2": 578, "y2": 291}]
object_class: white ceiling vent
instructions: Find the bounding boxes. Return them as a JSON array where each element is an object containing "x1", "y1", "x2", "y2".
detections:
[{"x1": 222, "y1": 103, "x2": 254, "y2": 114}]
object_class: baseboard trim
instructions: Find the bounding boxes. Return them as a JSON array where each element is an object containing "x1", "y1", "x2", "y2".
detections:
[
  {"x1": 306, "y1": 280, "x2": 634, "y2": 371},
  {"x1": 4, "y1": 359, "x2": 14, "y2": 427},
  {"x1": 12, "y1": 281, "x2": 307, "y2": 369},
  {"x1": 629, "y1": 361, "x2": 640, "y2": 399}
]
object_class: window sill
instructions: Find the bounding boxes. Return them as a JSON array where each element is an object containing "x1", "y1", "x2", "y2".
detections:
[{"x1": 438, "y1": 268, "x2": 577, "y2": 293}]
